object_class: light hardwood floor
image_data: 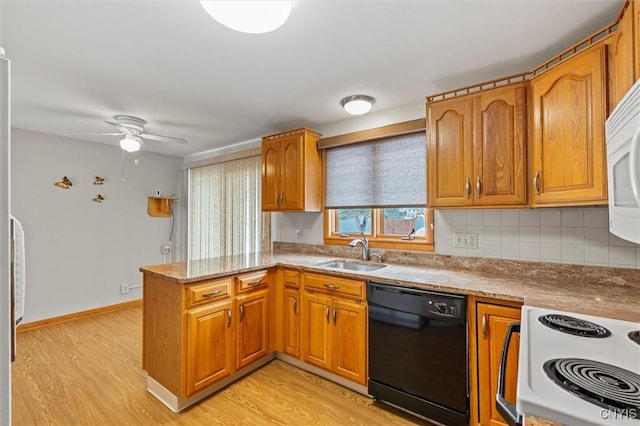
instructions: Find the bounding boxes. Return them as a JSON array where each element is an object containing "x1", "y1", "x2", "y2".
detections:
[{"x1": 12, "y1": 307, "x2": 429, "y2": 425}]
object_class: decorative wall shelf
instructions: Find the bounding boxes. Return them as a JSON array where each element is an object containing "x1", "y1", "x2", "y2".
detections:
[{"x1": 148, "y1": 197, "x2": 175, "y2": 217}]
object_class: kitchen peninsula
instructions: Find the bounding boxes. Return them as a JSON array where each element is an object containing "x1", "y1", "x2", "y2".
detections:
[{"x1": 140, "y1": 245, "x2": 640, "y2": 422}]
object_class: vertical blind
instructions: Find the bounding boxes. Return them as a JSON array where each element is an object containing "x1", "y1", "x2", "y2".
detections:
[
  {"x1": 324, "y1": 131, "x2": 427, "y2": 208},
  {"x1": 189, "y1": 155, "x2": 263, "y2": 259}
]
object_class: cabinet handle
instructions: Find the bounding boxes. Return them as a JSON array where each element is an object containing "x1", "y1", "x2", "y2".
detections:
[
  {"x1": 202, "y1": 289, "x2": 222, "y2": 298},
  {"x1": 246, "y1": 279, "x2": 263, "y2": 286},
  {"x1": 227, "y1": 309, "x2": 232, "y2": 328},
  {"x1": 325, "y1": 306, "x2": 330, "y2": 323},
  {"x1": 332, "y1": 307, "x2": 337, "y2": 325},
  {"x1": 481, "y1": 313, "x2": 488, "y2": 339},
  {"x1": 239, "y1": 305, "x2": 245, "y2": 322},
  {"x1": 292, "y1": 296, "x2": 297, "y2": 314},
  {"x1": 323, "y1": 283, "x2": 340, "y2": 290},
  {"x1": 476, "y1": 176, "x2": 482, "y2": 198},
  {"x1": 533, "y1": 170, "x2": 541, "y2": 196},
  {"x1": 465, "y1": 177, "x2": 471, "y2": 199}
]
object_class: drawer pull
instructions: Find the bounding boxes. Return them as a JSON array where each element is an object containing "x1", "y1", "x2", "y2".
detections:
[
  {"x1": 226, "y1": 309, "x2": 232, "y2": 328},
  {"x1": 292, "y1": 297, "x2": 297, "y2": 314},
  {"x1": 481, "y1": 313, "x2": 488, "y2": 339},
  {"x1": 239, "y1": 305, "x2": 245, "y2": 322},
  {"x1": 202, "y1": 289, "x2": 222, "y2": 298},
  {"x1": 246, "y1": 279, "x2": 264, "y2": 286},
  {"x1": 325, "y1": 306, "x2": 330, "y2": 323},
  {"x1": 323, "y1": 283, "x2": 340, "y2": 290}
]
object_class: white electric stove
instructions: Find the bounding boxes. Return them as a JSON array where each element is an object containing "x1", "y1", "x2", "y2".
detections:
[{"x1": 517, "y1": 306, "x2": 640, "y2": 426}]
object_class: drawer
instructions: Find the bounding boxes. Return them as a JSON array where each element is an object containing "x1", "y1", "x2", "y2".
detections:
[
  {"x1": 303, "y1": 272, "x2": 365, "y2": 300},
  {"x1": 187, "y1": 278, "x2": 231, "y2": 308},
  {"x1": 282, "y1": 269, "x2": 300, "y2": 289},
  {"x1": 236, "y1": 269, "x2": 269, "y2": 293}
]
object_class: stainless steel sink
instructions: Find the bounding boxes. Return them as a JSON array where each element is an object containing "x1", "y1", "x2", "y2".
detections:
[{"x1": 317, "y1": 260, "x2": 387, "y2": 272}]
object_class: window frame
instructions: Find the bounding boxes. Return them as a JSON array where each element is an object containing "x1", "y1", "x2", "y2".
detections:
[{"x1": 320, "y1": 118, "x2": 434, "y2": 252}]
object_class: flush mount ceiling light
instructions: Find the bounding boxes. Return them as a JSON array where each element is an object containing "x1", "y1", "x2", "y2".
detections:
[
  {"x1": 120, "y1": 135, "x2": 141, "y2": 153},
  {"x1": 340, "y1": 95, "x2": 376, "y2": 115},
  {"x1": 200, "y1": 1, "x2": 292, "y2": 34}
]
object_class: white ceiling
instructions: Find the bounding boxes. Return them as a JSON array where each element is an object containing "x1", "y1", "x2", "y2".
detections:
[{"x1": 0, "y1": 0, "x2": 624, "y2": 158}]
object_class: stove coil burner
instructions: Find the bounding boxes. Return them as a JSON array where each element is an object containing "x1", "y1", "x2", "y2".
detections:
[
  {"x1": 629, "y1": 331, "x2": 640, "y2": 346},
  {"x1": 543, "y1": 358, "x2": 640, "y2": 412},
  {"x1": 538, "y1": 314, "x2": 611, "y2": 337}
]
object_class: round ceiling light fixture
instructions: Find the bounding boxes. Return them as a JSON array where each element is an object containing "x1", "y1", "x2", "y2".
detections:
[
  {"x1": 200, "y1": 1, "x2": 292, "y2": 34},
  {"x1": 340, "y1": 95, "x2": 376, "y2": 115},
  {"x1": 120, "y1": 135, "x2": 141, "y2": 153}
]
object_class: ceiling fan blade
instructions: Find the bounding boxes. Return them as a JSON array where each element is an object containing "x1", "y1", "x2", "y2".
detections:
[
  {"x1": 64, "y1": 132, "x2": 123, "y2": 136},
  {"x1": 140, "y1": 133, "x2": 188, "y2": 144},
  {"x1": 104, "y1": 120, "x2": 123, "y2": 129}
]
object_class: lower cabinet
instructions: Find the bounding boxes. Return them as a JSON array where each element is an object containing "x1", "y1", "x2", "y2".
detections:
[
  {"x1": 186, "y1": 300, "x2": 234, "y2": 395},
  {"x1": 236, "y1": 288, "x2": 269, "y2": 369},
  {"x1": 469, "y1": 298, "x2": 522, "y2": 426},
  {"x1": 282, "y1": 286, "x2": 300, "y2": 358},
  {"x1": 300, "y1": 272, "x2": 367, "y2": 386}
]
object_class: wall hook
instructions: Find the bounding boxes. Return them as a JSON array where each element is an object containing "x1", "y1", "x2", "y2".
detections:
[
  {"x1": 93, "y1": 194, "x2": 104, "y2": 203},
  {"x1": 93, "y1": 176, "x2": 105, "y2": 185}
]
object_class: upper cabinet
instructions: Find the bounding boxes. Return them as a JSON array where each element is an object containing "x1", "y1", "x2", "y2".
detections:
[
  {"x1": 609, "y1": 1, "x2": 635, "y2": 112},
  {"x1": 530, "y1": 44, "x2": 608, "y2": 207},
  {"x1": 261, "y1": 128, "x2": 322, "y2": 212},
  {"x1": 427, "y1": 83, "x2": 527, "y2": 208}
]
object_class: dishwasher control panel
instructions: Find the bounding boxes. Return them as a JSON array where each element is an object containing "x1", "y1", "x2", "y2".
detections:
[{"x1": 428, "y1": 299, "x2": 462, "y2": 318}]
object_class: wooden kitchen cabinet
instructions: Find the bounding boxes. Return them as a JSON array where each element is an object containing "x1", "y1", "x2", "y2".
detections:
[
  {"x1": 609, "y1": 0, "x2": 635, "y2": 112},
  {"x1": 427, "y1": 82, "x2": 527, "y2": 208},
  {"x1": 300, "y1": 272, "x2": 367, "y2": 385},
  {"x1": 280, "y1": 268, "x2": 300, "y2": 359},
  {"x1": 236, "y1": 288, "x2": 269, "y2": 370},
  {"x1": 186, "y1": 300, "x2": 234, "y2": 395},
  {"x1": 469, "y1": 299, "x2": 521, "y2": 426},
  {"x1": 261, "y1": 127, "x2": 322, "y2": 212},
  {"x1": 530, "y1": 44, "x2": 608, "y2": 206}
]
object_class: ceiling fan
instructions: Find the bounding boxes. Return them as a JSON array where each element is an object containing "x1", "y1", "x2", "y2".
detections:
[{"x1": 71, "y1": 115, "x2": 188, "y2": 152}]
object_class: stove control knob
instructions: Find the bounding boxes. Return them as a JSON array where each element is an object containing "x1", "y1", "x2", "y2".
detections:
[{"x1": 435, "y1": 303, "x2": 447, "y2": 314}]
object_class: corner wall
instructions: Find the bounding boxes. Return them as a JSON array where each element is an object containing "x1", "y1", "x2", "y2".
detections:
[{"x1": 11, "y1": 129, "x2": 183, "y2": 323}]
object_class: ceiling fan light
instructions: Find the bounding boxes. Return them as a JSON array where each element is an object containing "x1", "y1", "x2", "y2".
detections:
[
  {"x1": 120, "y1": 136, "x2": 141, "y2": 153},
  {"x1": 340, "y1": 95, "x2": 375, "y2": 115},
  {"x1": 200, "y1": 1, "x2": 292, "y2": 34}
]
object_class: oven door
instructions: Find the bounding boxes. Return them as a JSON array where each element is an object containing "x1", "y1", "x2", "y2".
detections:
[
  {"x1": 606, "y1": 81, "x2": 640, "y2": 244},
  {"x1": 496, "y1": 322, "x2": 523, "y2": 426}
]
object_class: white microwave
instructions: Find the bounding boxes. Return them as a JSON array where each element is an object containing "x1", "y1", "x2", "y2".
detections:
[{"x1": 605, "y1": 79, "x2": 640, "y2": 244}]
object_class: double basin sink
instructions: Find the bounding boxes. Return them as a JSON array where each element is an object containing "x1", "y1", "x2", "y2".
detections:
[{"x1": 316, "y1": 259, "x2": 387, "y2": 272}]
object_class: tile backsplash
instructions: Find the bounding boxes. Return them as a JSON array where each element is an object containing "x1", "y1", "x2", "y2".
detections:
[{"x1": 435, "y1": 207, "x2": 640, "y2": 269}]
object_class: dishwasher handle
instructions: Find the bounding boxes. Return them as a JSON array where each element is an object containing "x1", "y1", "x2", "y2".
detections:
[{"x1": 496, "y1": 322, "x2": 522, "y2": 426}]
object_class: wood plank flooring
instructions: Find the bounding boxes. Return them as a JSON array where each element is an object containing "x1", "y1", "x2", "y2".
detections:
[{"x1": 12, "y1": 307, "x2": 430, "y2": 425}]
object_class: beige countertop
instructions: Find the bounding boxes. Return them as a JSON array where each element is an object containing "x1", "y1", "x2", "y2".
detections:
[{"x1": 140, "y1": 249, "x2": 640, "y2": 323}]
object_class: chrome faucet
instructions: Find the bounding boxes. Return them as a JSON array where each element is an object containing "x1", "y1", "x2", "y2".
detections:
[{"x1": 349, "y1": 232, "x2": 370, "y2": 261}]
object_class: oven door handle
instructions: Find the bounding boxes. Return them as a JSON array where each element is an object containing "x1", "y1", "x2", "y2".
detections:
[{"x1": 496, "y1": 321, "x2": 522, "y2": 426}]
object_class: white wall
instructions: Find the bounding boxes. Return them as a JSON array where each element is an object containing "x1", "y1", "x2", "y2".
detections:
[{"x1": 11, "y1": 129, "x2": 183, "y2": 323}]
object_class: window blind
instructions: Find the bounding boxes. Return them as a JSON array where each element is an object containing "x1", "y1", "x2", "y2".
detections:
[
  {"x1": 324, "y1": 131, "x2": 427, "y2": 209},
  {"x1": 188, "y1": 155, "x2": 264, "y2": 260}
]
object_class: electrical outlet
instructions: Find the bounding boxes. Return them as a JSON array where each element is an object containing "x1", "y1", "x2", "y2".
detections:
[
  {"x1": 454, "y1": 232, "x2": 479, "y2": 249},
  {"x1": 120, "y1": 284, "x2": 130, "y2": 294},
  {"x1": 161, "y1": 243, "x2": 171, "y2": 254},
  {"x1": 295, "y1": 224, "x2": 304, "y2": 239}
]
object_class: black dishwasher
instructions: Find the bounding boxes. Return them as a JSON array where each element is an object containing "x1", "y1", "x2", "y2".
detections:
[{"x1": 368, "y1": 282, "x2": 468, "y2": 426}]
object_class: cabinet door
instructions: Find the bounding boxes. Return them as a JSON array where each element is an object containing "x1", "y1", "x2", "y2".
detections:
[
  {"x1": 531, "y1": 45, "x2": 607, "y2": 206},
  {"x1": 280, "y1": 134, "x2": 305, "y2": 210},
  {"x1": 236, "y1": 289, "x2": 269, "y2": 370},
  {"x1": 282, "y1": 288, "x2": 300, "y2": 358},
  {"x1": 474, "y1": 84, "x2": 527, "y2": 206},
  {"x1": 609, "y1": 5, "x2": 635, "y2": 111},
  {"x1": 332, "y1": 299, "x2": 367, "y2": 385},
  {"x1": 262, "y1": 139, "x2": 280, "y2": 211},
  {"x1": 427, "y1": 97, "x2": 474, "y2": 207},
  {"x1": 476, "y1": 303, "x2": 521, "y2": 426},
  {"x1": 300, "y1": 292, "x2": 332, "y2": 370},
  {"x1": 186, "y1": 301, "x2": 233, "y2": 396}
]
